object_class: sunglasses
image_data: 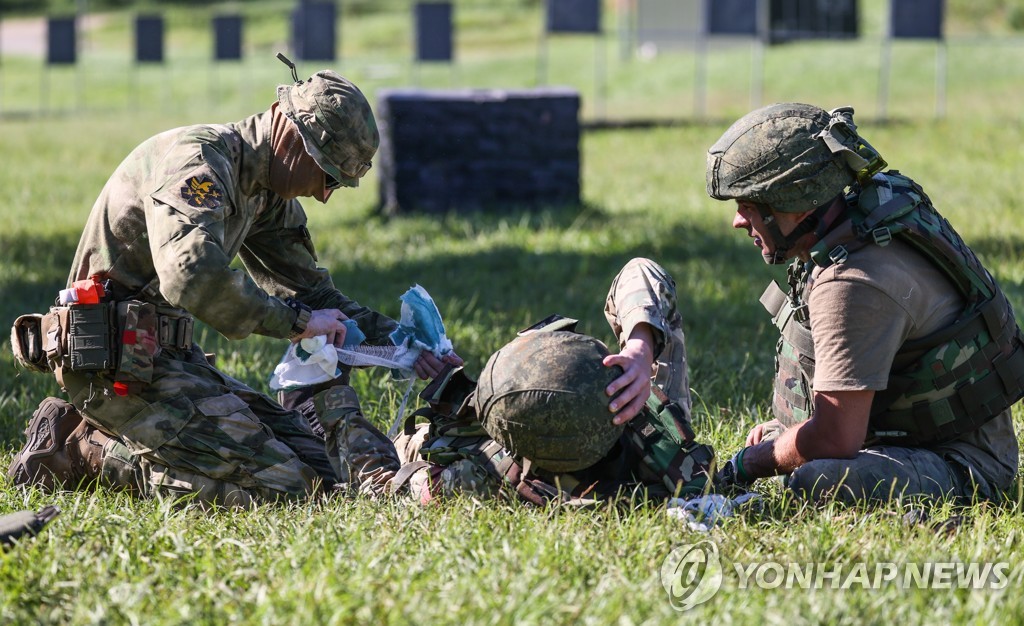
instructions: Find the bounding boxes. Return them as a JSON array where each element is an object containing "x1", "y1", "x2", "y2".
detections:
[{"x1": 325, "y1": 159, "x2": 373, "y2": 190}]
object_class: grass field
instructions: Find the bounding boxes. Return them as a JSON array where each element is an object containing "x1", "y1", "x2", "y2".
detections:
[{"x1": 1, "y1": 1, "x2": 1024, "y2": 624}]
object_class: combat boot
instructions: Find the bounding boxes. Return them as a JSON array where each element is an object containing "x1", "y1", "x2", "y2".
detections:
[{"x1": 8, "y1": 397, "x2": 110, "y2": 491}]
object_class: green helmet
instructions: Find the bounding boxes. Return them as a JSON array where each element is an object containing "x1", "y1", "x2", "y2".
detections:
[
  {"x1": 706, "y1": 103, "x2": 884, "y2": 214},
  {"x1": 277, "y1": 70, "x2": 379, "y2": 188},
  {"x1": 473, "y1": 331, "x2": 624, "y2": 473}
]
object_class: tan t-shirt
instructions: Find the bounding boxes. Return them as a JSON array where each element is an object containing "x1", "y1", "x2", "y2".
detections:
[{"x1": 808, "y1": 239, "x2": 1019, "y2": 493}]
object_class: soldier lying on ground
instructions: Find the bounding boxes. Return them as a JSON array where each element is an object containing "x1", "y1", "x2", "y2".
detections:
[{"x1": 349, "y1": 258, "x2": 719, "y2": 504}]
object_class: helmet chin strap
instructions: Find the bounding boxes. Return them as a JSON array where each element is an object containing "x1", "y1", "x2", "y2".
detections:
[
  {"x1": 754, "y1": 204, "x2": 795, "y2": 265},
  {"x1": 754, "y1": 197, "x2": 847, "y2": 265}
]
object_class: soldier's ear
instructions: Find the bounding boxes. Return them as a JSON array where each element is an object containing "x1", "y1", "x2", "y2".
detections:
[{"x1": 796, "y1": 208, "x2": 817, "y2": 222}]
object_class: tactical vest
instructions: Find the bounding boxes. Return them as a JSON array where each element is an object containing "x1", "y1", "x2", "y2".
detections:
[
  {"x1": 394, "y1": 360, "x2": 715, "y2": 505},
  {"x1": 761, "y1": 172, "x2": 1024, "y2": 445}
]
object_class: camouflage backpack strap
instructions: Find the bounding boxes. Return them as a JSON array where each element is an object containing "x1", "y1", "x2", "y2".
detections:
[
  {"x1": 413, "y1": 426, "x2": 563, "y2": 506},
  {"x1": 623, "y1": 396, "x2": 716, "y2": 498},
  {"x1": 412, "y1": 364, "x2": 487, "y2": 439},
  {"x1": 505, "y1": 458, "x2": 610, "y2": 506},
  {"x1": 480, "y1": 447, "x2": 554, "y2": 506},
  {"x1": 388, "y1": 460, "x2": 431, "y2": 495},
  {"x1": 399, "y1": 406, "x2": 438, "y2": 439},
  {"x1": 396, "y1": 364, "x2": 538, "y2": 500},
  {"x1": 809, "y1": 172, "x2": 922, "y2": 270},
  {"x1": 413, "y1": 432, "x2": 553, "y2": 504}
]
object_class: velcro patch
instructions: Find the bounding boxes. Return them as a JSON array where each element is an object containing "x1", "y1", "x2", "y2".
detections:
[{"x1": 180, "y1": 175, "x2": 224, "y2": 209}]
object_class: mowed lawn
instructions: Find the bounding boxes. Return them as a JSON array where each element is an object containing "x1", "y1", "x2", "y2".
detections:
[{"x1": 1, "y1": 1, "x2": 1024, "y2": 623}]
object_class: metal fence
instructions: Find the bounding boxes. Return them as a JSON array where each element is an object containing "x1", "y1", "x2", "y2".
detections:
[{"x1": 0, "y1": 0, "x2": 1021, "y2": 123}]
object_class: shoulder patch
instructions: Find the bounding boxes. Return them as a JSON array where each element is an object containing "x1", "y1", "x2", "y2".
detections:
[{"x1": 180, "y1": 175, "x2": 224, "y2": 209}]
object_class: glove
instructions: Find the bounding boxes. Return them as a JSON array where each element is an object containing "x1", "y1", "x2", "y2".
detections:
[{"x1": 714, "y1": 447, "x2": 756, "y2": 489}]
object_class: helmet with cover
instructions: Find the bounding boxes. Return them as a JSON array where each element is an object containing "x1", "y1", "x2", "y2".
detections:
[
  {"x1": 706, "y1": 103, "x2": 887, "y2": 263},
  {"x1": 277, "y1": 69, "x2": 378, "y2": 188},
  {"x1": 473, "y1": 331, "x2": 624, "y2": 473},
  {"x1": 706, "y1": 103, "x2": 855, "y2": 214}
]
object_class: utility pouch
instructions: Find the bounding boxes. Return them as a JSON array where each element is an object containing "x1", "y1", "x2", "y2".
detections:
[
  {"x1": 65, "y1": 304, "x2": 114, "y2": 371},
  {"x1": 41, "y1": 308, "x2": 66, "y2": 366},
  {"x1": 115, "y1": 300, "x2": 159, "y2": 384},
  {"x1": 10, "y1": 314, "x2": 48, "y2": 372}
]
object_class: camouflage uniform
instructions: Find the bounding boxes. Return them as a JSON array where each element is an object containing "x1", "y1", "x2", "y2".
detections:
[
  {"x1": 16, "y1": 72, "x2": 402, "y2": 504},
  {"x1": 604, "y1": 257, "x2": 691, "y2": 413}
]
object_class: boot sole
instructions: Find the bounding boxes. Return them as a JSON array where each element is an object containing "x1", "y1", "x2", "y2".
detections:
[{"x1": 7, "y1": 398, "x2": 83, "y2": 489}]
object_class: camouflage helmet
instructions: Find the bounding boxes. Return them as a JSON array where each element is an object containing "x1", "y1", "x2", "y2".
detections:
[
  {"x1": 473, "y1": 331, "x2": 624, "y2": 473},
  {"x1": 277, "y1": 70, "x2": 379, "y2": 188},
  {"x1": 706, "y1": 103, "x2": 858, "y2": 213}
]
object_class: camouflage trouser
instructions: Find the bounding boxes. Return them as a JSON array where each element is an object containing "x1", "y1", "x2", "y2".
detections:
[
  {"x1": 605, "y1": 257, "x2": 692, "y2": 415},
  {"x1": 61, "y1": 346, "x2": 398, "y2": 506},
  {"x1": 786, "y1": 445, "x2": 977, "y2": 504}
]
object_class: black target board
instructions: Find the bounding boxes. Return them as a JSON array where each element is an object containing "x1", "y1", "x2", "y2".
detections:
[
  {"x1": 891, "y1": 0, "x2": 943, "y2": 39},
  {"x1": 292, "y1": 2, "x2": 337, "y2": 61},
  {"x1": 135, "y1": 15, "x2": 164, "y2": 63},
  {"x1": 546, "y1": 0, "x2": 600, "y2": 34},
  {"x1": 706, "y1": 0, "x2": 760, "y2": 36},
  {"x1": 768, "y1": 0, "x2": 858, "y2": 44},
  {"x1": 416, "y1": 2, "x2": 453, "y2": 61},
  {"x1": 213, "y1": 15, "x2": 243, "y2": 60},
  {"x1": 47, "y1": 17, "x2": 76, "y2": 65}
]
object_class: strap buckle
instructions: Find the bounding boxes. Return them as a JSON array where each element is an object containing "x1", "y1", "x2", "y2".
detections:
[
  {"x1": 158, "y1": 315, "x2": 194, "y2": 350},
  {"x1": 828, "y1": 245, "x2": 849, "y2": 265},
  {"x1": 792, "y1": 303, "x2": 809, "y2": 324},
  {"x1": 177, "y1": 316, "x2": 194, "y2": 349},
  {"x1": 872, "y1": 227, "x2": 892, "y2": 247}
]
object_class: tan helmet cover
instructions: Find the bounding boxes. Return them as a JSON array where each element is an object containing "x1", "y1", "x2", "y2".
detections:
[{"x1": 277, "y1": 71, "x2": 379, "y2": 187}]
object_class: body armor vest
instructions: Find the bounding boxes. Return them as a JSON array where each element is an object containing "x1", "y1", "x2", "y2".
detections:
[{"x1": 761, "y1": 172, "x2": 1024, "y2": 445}]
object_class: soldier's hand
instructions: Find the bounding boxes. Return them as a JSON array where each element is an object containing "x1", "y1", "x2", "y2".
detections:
[
  {"x1": 746, "y1": 419, "x2": 782, "y2": 446},
  {"x1": 413, "y1": 350, "x2": 464, "y2": 380},
  {"x1": 298, "y1": 309, "x2": 349, "y2": 347},
  {"x1": 603, "y1": 335, "x2": 655, "y2": 426}
]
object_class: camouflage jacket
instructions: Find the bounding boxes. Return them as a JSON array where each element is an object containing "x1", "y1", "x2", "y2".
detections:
[{"x1": 68, "y1": 110, "x2": 396, "y2": 343}]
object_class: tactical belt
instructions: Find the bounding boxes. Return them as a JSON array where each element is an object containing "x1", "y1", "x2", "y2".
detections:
[{"x1": 103, "y1": 279, "x2": 194, "y2": 351}]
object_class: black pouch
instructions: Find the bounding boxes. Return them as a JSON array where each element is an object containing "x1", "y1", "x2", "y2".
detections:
[
  {"x1": 10, "y1": 314, "x2": 48, "y2": 373},
  {"x1": 66, "y1": 304, "x2": 114, "y2": 371}
]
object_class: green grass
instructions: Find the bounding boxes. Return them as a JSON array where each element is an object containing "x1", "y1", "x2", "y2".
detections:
[{"x1": 2, "y1": 1, "x2": 1024, "y2": 624}]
